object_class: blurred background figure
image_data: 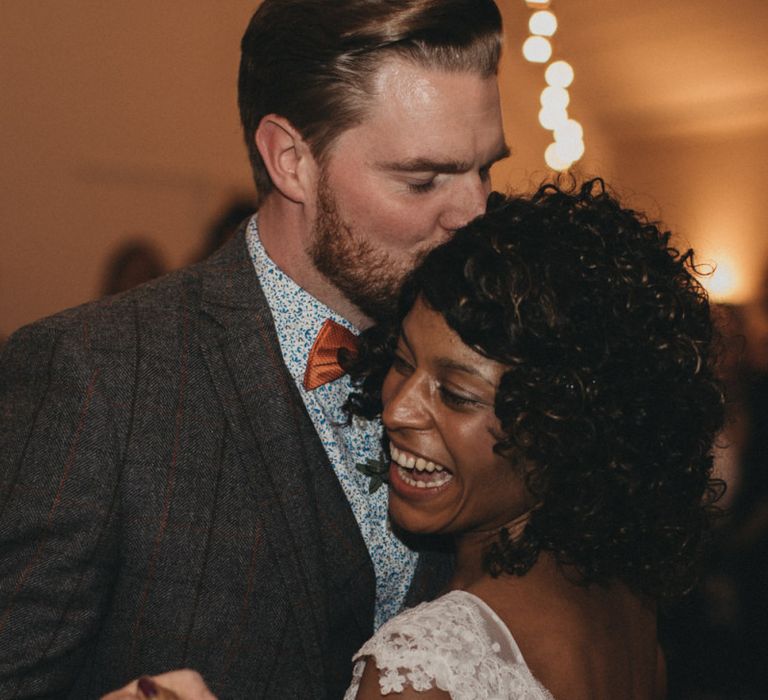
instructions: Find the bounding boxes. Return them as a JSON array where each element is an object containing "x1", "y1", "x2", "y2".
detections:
[
  {"x1": 190, "y1": 197, "x2": 256, "y2": 264},
  {"x1": 101, "y1": 239, "x2": 167, "y2": 296}
]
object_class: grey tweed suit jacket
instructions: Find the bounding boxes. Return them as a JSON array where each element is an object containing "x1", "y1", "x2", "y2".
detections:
[{"x1": 0, "y1": 226, "x2": 450, "y2": 699}]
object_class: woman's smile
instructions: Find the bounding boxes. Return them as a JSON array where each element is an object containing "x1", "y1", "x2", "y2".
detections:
[
  {"x1": 381, "y1": 297, "x2": 532, "y2": 536},
  {"x1": 388, "y1": 443, "x2": 454, "y2": 493}
]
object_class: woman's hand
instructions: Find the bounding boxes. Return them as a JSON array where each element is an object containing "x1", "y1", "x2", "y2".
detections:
[{"x1": 101, "y1": 670, "x2": 217, "y2": 700}]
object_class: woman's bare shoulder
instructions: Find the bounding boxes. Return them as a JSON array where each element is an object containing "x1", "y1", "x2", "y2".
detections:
[{"x1": 467, "y1": 568, "x2": 659, "y2": 700}]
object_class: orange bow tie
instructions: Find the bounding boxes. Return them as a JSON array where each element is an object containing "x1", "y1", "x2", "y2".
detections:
[{"x1": 303, "y1": 319, "x2": 358, "y2": 391}]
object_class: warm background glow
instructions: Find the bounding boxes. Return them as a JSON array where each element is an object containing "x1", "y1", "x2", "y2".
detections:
[
  {"x1": 703, "y1": 254, "x2": 740, "y2": 302},
  {"x1": 2, "y1": 1, "x2": 768, "y2": 337}
]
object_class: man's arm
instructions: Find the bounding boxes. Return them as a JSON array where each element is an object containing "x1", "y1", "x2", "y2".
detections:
[{"x1": 0, "y1": 320, "x2": 121, "y2": 697}]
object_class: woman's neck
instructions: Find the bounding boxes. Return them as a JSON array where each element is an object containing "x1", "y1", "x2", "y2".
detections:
[{"x1": 450, "y1": 512, "x2": 531, "y2": 590}]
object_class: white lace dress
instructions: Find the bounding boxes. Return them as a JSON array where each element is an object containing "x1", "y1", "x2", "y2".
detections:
[{"x1": 344, "y1": 590, "x2": 555, "y2": 699}]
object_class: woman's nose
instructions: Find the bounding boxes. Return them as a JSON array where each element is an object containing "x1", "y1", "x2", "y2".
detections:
[{"x1": 381, "y1": 371, "x2": 432, "y2": 432}]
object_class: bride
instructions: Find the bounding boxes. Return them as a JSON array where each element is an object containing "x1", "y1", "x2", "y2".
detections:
[
  {"x1": 107, "y1": 180, "x2": 723, "y2": 699},
  {"x1": 341, "y1": 179, "x2": 723, "y2": 699}
]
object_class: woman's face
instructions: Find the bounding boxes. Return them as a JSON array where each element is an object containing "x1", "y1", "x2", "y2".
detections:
[{"x1": 381, "y1": 296, "x2": 534, "y2": 537}]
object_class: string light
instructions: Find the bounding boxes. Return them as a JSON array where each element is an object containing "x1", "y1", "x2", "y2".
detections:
[
  {"x1": 521, "y1": 2, "x2": 585, "y2": 171},
  {"x1": 545, "y1": 60, "x2": 574, "y2": 88},
  {"x1": 522, "y1": 36, "x2": 552, "y2": 63},
  {"x1": 538, "y1": 106, "x2": 568, "y2": 130},
  {"x1": 544, "y1": 142, "x2": 571, "y2": 171},
  {"x1": 540, "y1": 86, "x2": 570, "y2": 111},
  {"x1": 554, "y1": 137, "x2": 585, "y2": 163},
  {"x1": 553, "y1": 118, "x2": 583, "y2": 143},
  {"x1": 529, "y1": 11, "x2": 558, "y2": 37}
]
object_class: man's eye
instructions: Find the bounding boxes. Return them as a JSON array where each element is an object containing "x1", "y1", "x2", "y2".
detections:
[
  {"x1": 407, "y1": 180, "x2": 436, "y2": 194},
  {"x1": 438, "y1": 385, "x2": 478, "y2": 409}
]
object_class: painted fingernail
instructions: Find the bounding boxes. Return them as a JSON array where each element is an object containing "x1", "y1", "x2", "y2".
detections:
[{"x1": 138, "y1": 677, "x2": 159, "y2": 698}]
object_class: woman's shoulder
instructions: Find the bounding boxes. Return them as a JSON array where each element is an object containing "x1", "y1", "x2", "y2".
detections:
[
  {"x1": 346, "y1": 590, "x2": 554, "y2": 699},
  {"x1": 472, "y1": 573, "x2": 659, "y2": 700},
  {"x1": 358, "y1": 590, "x2": 514, "y2": 657}
]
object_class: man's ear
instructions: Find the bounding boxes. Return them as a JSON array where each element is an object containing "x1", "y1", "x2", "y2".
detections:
[{"x1": 255, "y1": 115, "x2": 316, "y2": 204}]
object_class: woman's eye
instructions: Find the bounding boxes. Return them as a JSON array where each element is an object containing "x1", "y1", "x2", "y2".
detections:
[
  {"x1": 438, "y1": 385, "x2": 478, "y2": 409},
  {"x1": 407, "y1": 179, "x2": 436, "y2": 194},
  {"x1": 391, "y1": 353, "x2": 414, "y2": 375}
]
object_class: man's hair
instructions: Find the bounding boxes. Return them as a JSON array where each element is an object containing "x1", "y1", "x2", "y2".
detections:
[
  {"x1": 238, "y1": 0, "x2": 503, "y2": 204},
  {"x1": 345, "y1": 179, "x2": 725, "y2": 599}
]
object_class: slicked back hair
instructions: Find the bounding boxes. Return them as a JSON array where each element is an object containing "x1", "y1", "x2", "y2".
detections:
[{"x1": 238, "y1": 0, "x2": 503, "y2": 204}]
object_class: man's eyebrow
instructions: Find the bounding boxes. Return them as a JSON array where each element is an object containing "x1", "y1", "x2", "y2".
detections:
[{"x1": 378, "y1": 144, "x2": 511, "y2": 174}]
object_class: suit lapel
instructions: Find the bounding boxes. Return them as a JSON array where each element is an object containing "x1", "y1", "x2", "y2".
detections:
[{"x1": 194, "y1": 228, "x2": 375, "y2": 683}]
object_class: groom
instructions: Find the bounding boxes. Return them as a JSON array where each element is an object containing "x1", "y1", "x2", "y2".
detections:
[{"x1": 0, "y1": 1, "x2": 508, "y2": 697}]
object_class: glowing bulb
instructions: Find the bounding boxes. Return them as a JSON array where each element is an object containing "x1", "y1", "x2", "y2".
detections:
[
  {"x1": 554, "y1": 118, "x2": 583, "y2": 143},
  {"x1": 545, "y1": 60, "x2": 574, "y2": 88},
  {"x1": 538, "y1": 106, "x2": 568, "y2": 130},
  {"x1": 706, "y1": 257, "x2": 739, "y2": 301},
  {"x1": 529, "y1": 10, "x2": 558, "y2": 37},
  {"x1": 522, "y1": 36, "x2": 552, "y2": 63},
  {"x1": 554, "y1": 138, "x2": 585, "y2": 163},
  {"x1": 545, "y1": 143, "x2": 572, "y2": 171},
  {"x1": 540, "y1": 86, "x2": 570, "y2": 111}
]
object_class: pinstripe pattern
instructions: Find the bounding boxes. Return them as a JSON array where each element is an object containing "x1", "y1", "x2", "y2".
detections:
[{"x1": 0, "y1": 226, "x2": 452, "y2": 699}]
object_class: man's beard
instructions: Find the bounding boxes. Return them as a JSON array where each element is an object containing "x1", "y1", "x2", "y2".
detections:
[{"x1": 309, "y1": 175, "x2": 429, "y2": 322}]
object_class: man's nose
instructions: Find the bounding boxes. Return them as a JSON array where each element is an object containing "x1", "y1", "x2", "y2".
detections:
[{"x1": 439, "y1": 175, "x2": 491, "y2": 231}]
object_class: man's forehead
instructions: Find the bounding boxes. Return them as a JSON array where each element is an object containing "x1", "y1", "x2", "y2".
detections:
[
  {"x1": 369, "y1": 57, "x2": 444, "y2": 103},
  {"x1": 368, "y1": 56, "x2": 496, "y2": 112},
  {"x1": 318, "y1": 54, "x2": 506, "y2": 172}
]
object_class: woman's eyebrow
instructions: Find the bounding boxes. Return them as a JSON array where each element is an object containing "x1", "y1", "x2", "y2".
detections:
[
  {"x1": 398, "y1": 327, "x2": 414, "y2": 353},
  {"x1": 435, "y1": 357, "x2": 496, "y2": 389}
]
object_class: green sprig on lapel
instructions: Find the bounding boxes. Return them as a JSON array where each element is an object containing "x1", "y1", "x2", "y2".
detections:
[{"x1": 355, "y1": 455, "x2": 389, "y2": 493}]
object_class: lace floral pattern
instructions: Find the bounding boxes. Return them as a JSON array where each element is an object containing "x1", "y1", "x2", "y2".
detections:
[{"x1": 344, "y1": 590, "x2": 555, "y2": 699}]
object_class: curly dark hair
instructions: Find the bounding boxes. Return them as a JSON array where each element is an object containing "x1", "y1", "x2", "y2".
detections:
[{"x1": 345, "y1": 178, "x2": 724, "y2": 599}]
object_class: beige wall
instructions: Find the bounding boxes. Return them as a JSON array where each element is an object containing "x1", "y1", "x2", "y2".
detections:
[
  {"x1": 0, "y1": 2, "x2": 618, "y2": 339},
  {"x1": 0, "y1": 3, "x2": 259, "y2": 337},
  {"x1": 2, "y1": 2, "x2": 765, "y2": 338},
  {"x1": 609, "y1": 127, "x2": 768, "y2": 304}
]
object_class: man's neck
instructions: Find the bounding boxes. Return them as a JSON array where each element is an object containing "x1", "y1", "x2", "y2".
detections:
[{"x1": 256, "y1": 197, "x2": 373, "y2": 329}]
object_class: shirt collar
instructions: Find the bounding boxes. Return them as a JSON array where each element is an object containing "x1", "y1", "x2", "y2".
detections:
[{"x1": 246, "y1": 215, "x2": 358, "y2": 385}]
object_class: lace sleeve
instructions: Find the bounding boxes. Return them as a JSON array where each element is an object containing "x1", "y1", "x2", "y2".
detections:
[{"x1": 343, "y1": 591, "x2": 554, "y2": 700}]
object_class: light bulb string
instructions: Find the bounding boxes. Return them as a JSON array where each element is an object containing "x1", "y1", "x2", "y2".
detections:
[{"x1": 521, "y1": 1, "x2": 585, "y2": 171}]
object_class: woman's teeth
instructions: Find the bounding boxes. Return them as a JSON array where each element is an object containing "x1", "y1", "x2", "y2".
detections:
[
  {"x1": 390, "y1": 445, "x2": 444, "y2": 473},
  {"x1": 390, "y1": 445, "x2": 453, "y2": 489}
]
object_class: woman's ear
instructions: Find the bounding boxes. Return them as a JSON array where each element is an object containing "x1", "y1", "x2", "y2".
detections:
[{"x1": 254, "y1": 114, "x2": 316, "y2": 204}]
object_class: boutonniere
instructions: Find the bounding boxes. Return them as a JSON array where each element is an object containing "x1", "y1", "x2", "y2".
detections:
[{"x1": 355, "y1": 455, "x2": 390, "y2": 493}]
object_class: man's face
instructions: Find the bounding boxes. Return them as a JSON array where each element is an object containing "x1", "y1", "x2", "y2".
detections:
[{"x1": 308, "y1": 57, "x2": 507, "y2": 323}]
